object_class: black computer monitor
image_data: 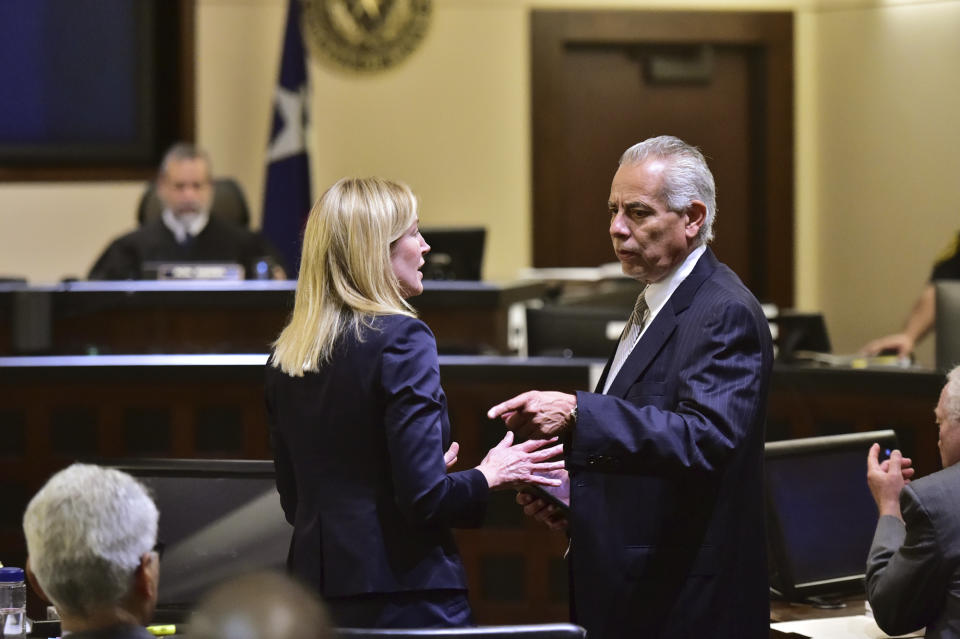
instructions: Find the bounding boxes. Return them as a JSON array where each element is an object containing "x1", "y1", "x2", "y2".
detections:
[
  {"x1": 525, "y1": 305, "x2": 624, "y2": 359},
  {"x1": 105, "y1": 459, "x2": 290, "y2": 622},
  {"x1": 421, "y1": 227, "x2": 485, "y2": 281},
  {"x1": 770, "y1": 310, "x2": 832, "y2": 361},
  {"x1": 765, "y1": 430, "x2": 898, "y2": 604}
]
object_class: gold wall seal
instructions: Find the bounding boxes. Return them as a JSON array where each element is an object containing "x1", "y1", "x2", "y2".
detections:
[{"x1": 302, "y1": 0, "x2": 432, "y2": 72}]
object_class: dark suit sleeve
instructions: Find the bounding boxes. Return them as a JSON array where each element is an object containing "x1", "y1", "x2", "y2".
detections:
[
  {"x1": 88, "y1": 237, "x2": 140, "y2": 280},
  {"x1": 381, "y1": 319, "x2": 489, "y2": 528},
  {"x1": 572, "y1": 300, "x2": 768, "y2": 474},
  {"x1": 265, "y1": 367, "x2": 298, "y2": 525},
  {"x1": 866, "y1": 485, "x2": 945, "y2": 636}
]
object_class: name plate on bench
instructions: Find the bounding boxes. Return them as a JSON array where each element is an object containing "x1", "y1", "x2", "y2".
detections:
[{"x1": 150, "y1": 262, "x2": 245, "y2": 281}]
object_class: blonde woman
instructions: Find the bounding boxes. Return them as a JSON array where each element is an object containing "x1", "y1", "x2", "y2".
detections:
[{"x1": 266, "y1": 177, "x2": 563, "y2": 628}]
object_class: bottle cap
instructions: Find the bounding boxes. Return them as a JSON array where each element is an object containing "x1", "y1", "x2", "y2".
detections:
[{"x1": 0, "y1": 567, "x2": 24, "y2": 582}]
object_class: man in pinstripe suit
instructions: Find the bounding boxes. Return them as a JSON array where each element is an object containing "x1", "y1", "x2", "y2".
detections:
[{"x1": 489, "y1": 135, "x2": 774, "y2": 639}]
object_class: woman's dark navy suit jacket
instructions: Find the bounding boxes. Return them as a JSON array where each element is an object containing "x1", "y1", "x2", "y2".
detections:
[{"x1": 265, "y1": 315, "x2": 489, "y2": 600}]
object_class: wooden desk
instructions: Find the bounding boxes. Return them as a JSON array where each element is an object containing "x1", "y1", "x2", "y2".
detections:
[
  {"x1": 0, "y1": 356, "x2": 947, "y2": 624},
  {"x1": 769, "y1": 596, "x2": 922, "y2": 638},
  {"x1": 770, "y1": 595, "x2": 867, "y2": 624},
  {"x1": 0, "y1": 280, "x2": 545, "y2": 356},
  {"x1": 768, "y1": 364, "x2": 944, "y2": 476},
  {"x1": 770, "y1": 597, "x2": 864, "y2": 638},
  {"x1": 0, "y1": 354, "x2": 592, "y2": 625}
]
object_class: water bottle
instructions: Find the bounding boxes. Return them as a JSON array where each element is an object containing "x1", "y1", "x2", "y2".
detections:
[{"x1": 0, "y1": 567, "x2": 26, "y2": 639}]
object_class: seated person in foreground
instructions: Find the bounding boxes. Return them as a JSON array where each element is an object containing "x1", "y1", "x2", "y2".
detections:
[
  {"x1": 89, "y1": 143, "x2": 285, "y2": 280},
  {"x1": 22, "y1": 463, "x2": 161, "y2": 639},
  {"x1": 865, "y1": 365, "x2": 960, "y2": 638},
  {"x1": 187, "y1": 572, "x2": 333, "y2": 639}
]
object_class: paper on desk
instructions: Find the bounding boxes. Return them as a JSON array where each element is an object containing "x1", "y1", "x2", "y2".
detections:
[{"x1": 771, "y1": 615, "x2": 924, "y2": 638}]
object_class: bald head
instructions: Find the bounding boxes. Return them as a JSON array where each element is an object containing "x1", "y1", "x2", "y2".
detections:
[{"x1": 187, "y1": 572, "x2": 332, "y2": 639}]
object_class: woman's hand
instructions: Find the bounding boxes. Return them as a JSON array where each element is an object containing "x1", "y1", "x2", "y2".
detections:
[
  {"x1": 444, "y1": 441, "x2": 460, "y2": 471},
  {"x1": 476, "y1": 431, "x2": 565, "y2": 490}
]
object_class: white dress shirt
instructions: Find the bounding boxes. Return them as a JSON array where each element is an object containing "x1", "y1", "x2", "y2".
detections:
[
  {"x1": 603, "y1": 243, "x2": 707, "y2": 394},
  {"x1": 161, "y1": 208, "x2": 210, "y2": 245}
]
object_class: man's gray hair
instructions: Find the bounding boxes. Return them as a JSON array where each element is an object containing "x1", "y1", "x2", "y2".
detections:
[
  {"x1": 619, "y1": 135, "x2": 717, "y2": 244},
  {"x1": 944, "y1": 366, "x2": 960, "y2": 424},
  {"x1": 23, "y1": 464, "x2": 158, "y2": 617},
  {"x1": 160, "y1": 142, "x2": 212, "y2": 178}
]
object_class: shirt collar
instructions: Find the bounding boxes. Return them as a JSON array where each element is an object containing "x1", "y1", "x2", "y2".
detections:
[
  {"x1": 161, "y1": 208, "x2": 210, "y2": 244},
  {"x1": 642, "y1": 243, "x2": 707, "y2": 320}
]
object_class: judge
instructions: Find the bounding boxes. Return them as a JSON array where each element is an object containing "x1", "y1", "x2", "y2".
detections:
[{"x1": 89, "y1": 143, "x2": 284, "y2": 280}]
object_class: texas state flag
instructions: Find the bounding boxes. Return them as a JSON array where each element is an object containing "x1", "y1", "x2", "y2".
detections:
[{"x1": 262, "y1": 0, "x2": 312, "y2": 276}]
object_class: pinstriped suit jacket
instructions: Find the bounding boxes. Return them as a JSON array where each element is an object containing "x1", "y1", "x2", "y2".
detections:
[{"x1": 567, "y1": 248, "x2": 773, "y2": 639}]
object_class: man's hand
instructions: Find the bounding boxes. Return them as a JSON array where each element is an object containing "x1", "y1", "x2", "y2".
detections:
[
  {"x1": 487, "y1": 391, "x2": 576, "y2": 440},
  {"x1": 866, "y1": 443, "x2": 915, "y2": 520},
  {"x1": 516, "y1": 491, "x2": 568, "y2": 531}
]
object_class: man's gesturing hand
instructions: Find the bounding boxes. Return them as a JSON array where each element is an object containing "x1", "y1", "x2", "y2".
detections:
[{"x1": 487, "y1": 391, "x2": 577, "y2": 440}]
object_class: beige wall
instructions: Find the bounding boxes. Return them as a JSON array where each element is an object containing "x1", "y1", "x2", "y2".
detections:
[
  {"x1": 1, "y1": 0, "x2": 958, "y2": 366},
  {"x1": 803, "y1": 0, "x2": 960, "y2": 365}
]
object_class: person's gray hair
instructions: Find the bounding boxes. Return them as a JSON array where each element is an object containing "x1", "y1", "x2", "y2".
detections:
[
  {"x1": 944, "y1": 365, "x2": 960, "y2": 424},
  {"x1": 160, "y1": 142, "x2": 212, "y2": 179},
  {"x1": 619, "y1": 135, "x2": 717, "y2": 244},
  {"x1": 22, "y1": 464, "x2": 158, "y2": 617}
]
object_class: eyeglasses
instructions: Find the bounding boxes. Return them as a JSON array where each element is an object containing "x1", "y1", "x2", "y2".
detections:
[{"x1": 152, "y1": 541, "x2": 165, "y2": 560}]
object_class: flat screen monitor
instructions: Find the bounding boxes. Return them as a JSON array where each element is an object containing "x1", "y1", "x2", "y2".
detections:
[
  {"x1": 765, "y1": 430, "x2": 898, "y2": 604},
  {"x1": 0, "y1": 0, "x2": 185, "y2": 169},
  {"x1": 525, "y1": 305, "x2": 624, "y2": 359},
  {"x1": 421, "y1": 227, "x2": 485, "y2": 281},
  {"x1": 105, "y1": 459, "x2": 290, "y2": 622},
  {"x1": 936, "y1": 281, "x2": 960, "y2": 371},
  {"x1": 770, "y1": 310, "x2": 832, "y2": 361}
]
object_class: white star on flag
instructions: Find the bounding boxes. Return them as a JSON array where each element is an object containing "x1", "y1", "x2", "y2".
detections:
[{"x1": 267, "y1": 85, "x2": 307, "y2": 163}]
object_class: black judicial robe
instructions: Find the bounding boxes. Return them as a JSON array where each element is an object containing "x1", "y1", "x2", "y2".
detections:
[{"x1": 89, "y1": 217, "x2": 277, "y2": 280}]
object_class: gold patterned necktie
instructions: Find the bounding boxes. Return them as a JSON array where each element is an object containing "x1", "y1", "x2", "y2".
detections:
[{"x1": 604, "y1": 289, "x2": 649, "y2": 393}]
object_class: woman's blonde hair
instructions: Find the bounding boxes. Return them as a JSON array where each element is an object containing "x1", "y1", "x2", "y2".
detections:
[{"x1": 270, "y1": 177, "x2": 418, "y2": 375}]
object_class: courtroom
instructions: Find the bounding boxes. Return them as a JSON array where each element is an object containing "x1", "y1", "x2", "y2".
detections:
[{"x1": 0, "y1": 1, "x2": 958, "y2": 639}]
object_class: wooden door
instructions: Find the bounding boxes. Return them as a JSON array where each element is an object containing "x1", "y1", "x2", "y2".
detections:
[{"x1": 532, "y1": 11, "x2": 794, "y2": 306}]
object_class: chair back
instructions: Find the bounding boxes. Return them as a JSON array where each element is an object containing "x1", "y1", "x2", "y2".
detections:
[
  {"x1": 936, "y1": 280, "x2": 960, "y2": 371},
  {"x1": 337, "y1": 624, "x2": 587, "y2": 639},
  {"x1": 137, "y1": 177, "x2": 251, "y2": 228}
]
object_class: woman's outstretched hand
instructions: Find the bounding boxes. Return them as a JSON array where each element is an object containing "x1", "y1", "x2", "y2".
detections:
[
  {"x1": 443, "y1": 441, "x2": 460, "y2": 470},
  {"x1": 476, "y1": 431, "x2": 565, "y2": 490}
]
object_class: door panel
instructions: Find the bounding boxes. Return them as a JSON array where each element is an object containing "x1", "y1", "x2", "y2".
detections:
[{"x1": 532, "y1": 11, "x2": 793, "y2": 305}]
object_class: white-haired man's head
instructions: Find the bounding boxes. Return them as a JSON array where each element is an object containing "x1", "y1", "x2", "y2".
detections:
[
  {"x1": 618, "y1": 135, "x2": 717, "y2": 245},
  {"x1": 936, "y1": 366, "x2": 960, "y2": 468},
  {"x1": 23, "y1": 464, "x2": 159, "y2": 626}
]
